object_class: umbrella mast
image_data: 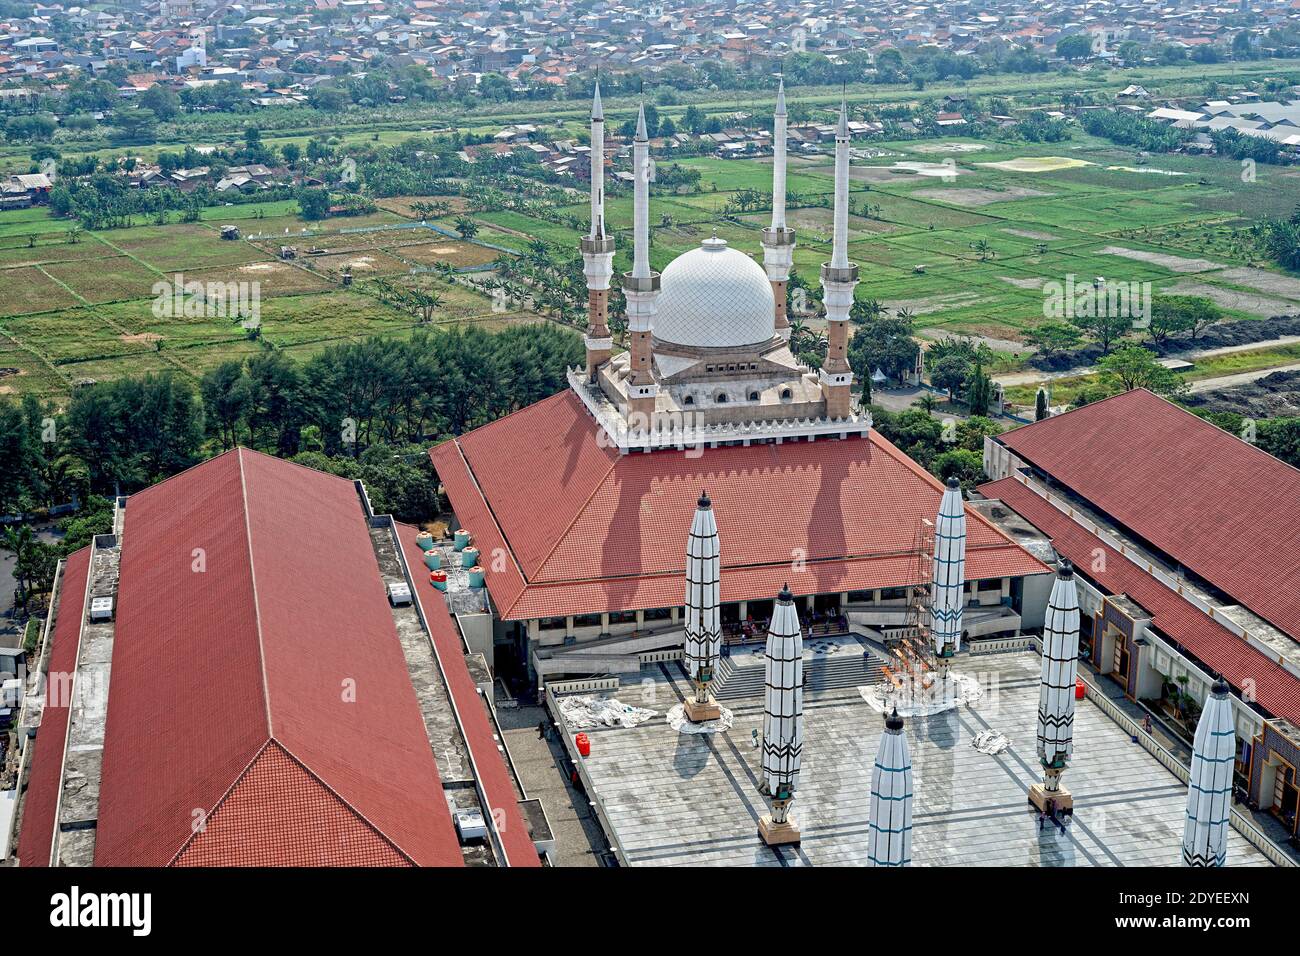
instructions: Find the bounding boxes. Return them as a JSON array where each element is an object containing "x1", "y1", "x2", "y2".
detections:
[
  {"x1": 683, "y1": 491, "x2": 723, "y2": 722},
  {"x1": 1181, "y1": 677, "x2": 1235, "y2": 866},
  {"x1": 1031, "y1": 560, "x2": 1081, "y2": 816},
  {"x1": 931, "y1": 477, "x2": 967, "y2": 682},
  {"x1": 868, "y1": 708, "x2": 914, "y2": 866},
  {"x1": 759, "y1": 584, "x2": 804, "y2": 846}
]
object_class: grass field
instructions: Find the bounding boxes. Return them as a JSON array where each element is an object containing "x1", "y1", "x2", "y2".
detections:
[
  {"x1": 0, "y1": 200, "x2": 541, "y2": 399},
  {"x1": 5, "y1": 91, "x2": 1300, "y2": 402}
]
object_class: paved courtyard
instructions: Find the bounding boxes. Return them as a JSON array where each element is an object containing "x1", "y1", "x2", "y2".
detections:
[{"x1": 560, "y1": 652, "x2": 1271, "y2": 867}]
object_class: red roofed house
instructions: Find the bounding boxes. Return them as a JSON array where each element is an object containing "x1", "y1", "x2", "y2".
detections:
[
  {"x1": 11, "y1": 449, "x2": 544, "y2": 868},
  {"x1": 981, "y1": 388, "x2": 1300, "y2": 838}
]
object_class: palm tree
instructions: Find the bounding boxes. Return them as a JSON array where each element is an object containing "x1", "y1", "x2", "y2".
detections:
[{"x1": 913, "y1": 393, "x2": 938, "y2": 414}]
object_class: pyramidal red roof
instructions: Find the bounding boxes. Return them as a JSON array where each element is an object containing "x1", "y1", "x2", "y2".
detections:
[
  {"x1": 997, "y1": 388, "x2": 1300, "y2": 643},
  {"x1": 432, "y1": 390, "x2": 1048, "y2": 621},
  {"x1": 94, "y1": 448, "x2": 463, "y2": 867}
]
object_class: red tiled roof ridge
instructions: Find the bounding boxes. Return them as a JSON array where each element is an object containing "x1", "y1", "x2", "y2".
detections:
[
  {"x1": 234, "y1": 446, "x2": 276, "y2": 740},
  {"x1": 522, "y1": 441, "x2": 622, "y2": 587},
  {"x1": 168, "y1": 738, "x2": 416, "y2": 866},
  {"x1": 436, "y1": 435, "x2": 533, "y2": 607}
]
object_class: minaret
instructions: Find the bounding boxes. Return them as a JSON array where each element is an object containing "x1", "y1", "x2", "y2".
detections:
[
  {"x1": 1031, "y1": 560, "x2": 1081, "y2": 816},
  {"x1": 761, "y1": 79, "x2": 795, "y2": 341},
  {"x1": 819, "y1": 98, "x2": 856, "y2": 418},
  {"x1": 621, "y1": 103, "x2": 660, "y2": 428},
  {"x1": 580, "y1": 83, "x2": 615, "y2": 381},
  {"x1": 1182, "y1": 677, "x2": 1235, "y2": 867},
  {"x1": 683, "y1": 491, "x2": 722, "y2": 723},
  {"x1": 759, "y1": 584, "x2": 803, "y2": 846},
  {"x1": 868, "y1": 708, "x2": 913, "y2": 867},
  {"x1": 930, "y1": 477, "x2": 966, "y2": 681}
]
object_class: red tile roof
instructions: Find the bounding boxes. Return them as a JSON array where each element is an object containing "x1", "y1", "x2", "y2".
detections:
[
  {"x1": 93, "y1": 448, "x2": 463, "y2": 867},
  {"x1": 16, "y1": 547, "x2": 90, "y2": 868},
  {"x1": 997, "y1": 389, "x2": 1300, "y2": 642},
  {"x1": 981, "y1": 476, "x2": 1300, "y2": 724},
  {"x1": 431, "y1": 390, "x2": 1048, "y2": 621},
  {"x1": 395, "y1": 523, "x2": 540, "y2": 868}
]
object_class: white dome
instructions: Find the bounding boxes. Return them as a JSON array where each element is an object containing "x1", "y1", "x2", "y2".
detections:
[{"x1": 653, "y1": 237, "x2": 775, "y2": 350}]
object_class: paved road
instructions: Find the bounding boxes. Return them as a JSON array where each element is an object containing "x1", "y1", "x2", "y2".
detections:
[{"x1": 1186, "y1": 361, "x2": 1300, "y2": 394}]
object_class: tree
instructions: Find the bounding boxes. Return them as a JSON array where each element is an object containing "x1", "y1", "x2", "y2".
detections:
[
  {"x1": 1070, "y1": 309, "x2": 1132, "y2": 355},
  {"x1": 1024, "y1": 320, "x2": 1082, "y2": 357},
  {"x1": 1096, "y1": 345, "x2": 1186, "y2": 396},
  {"x1": 139, "y1": 85, "x2": 181, "y2": 121},
  {"x1": 1056, "y1": 35, "x2": 1095, "y2": 61},
  {"x1": 297, "y1": 187, "x2": 331, "y2": 221},
  {"x1": 930, "y1": 355, "x2": 970, "y2": 400},
  {"x1": 62, "y1": 374, "x2": 204, "y2": 493},
  {"x1": 847, "y1": 314, "x2": 919, "y2": 385},
  {"x1": 1035, "y1": 388, "x2": 1049, "y2": 421},
  {"x1": 1257, "y1": 418, "x2": 1300, "y2": 470},
  {"x1": 455, "y1": 215, "x2": 479, "y2": 239},
  {"x1": 933, "y1": 448, "x2": 984, "y2": 487},
  {"x1": 966, "y1": 364, "x2": 994, "y2": 416}
]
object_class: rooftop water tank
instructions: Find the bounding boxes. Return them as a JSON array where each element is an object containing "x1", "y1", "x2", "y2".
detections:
[
  {"x1": 422, "y1": 549, "x2": 441, "y2": 571},
  {"x1": 415, "y1": 530, "x2": 434, "y2": 552},
  {"x1": 454, "y1": 529, "x2": 471, "y2": 552},
  {"x1": 467, "y1": 566, "x2": 485, "y2": 588},
  {"x1": 461, "y1": 546, "x2": 479, "y2": 569},
  {"x1": 429, "y1": 570, "x2": 448, "y2": 592}
]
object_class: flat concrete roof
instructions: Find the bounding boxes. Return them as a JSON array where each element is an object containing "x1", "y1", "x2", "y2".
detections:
[{"x1": 559, "y1": 652, "x2": 1272, "y2": 867}]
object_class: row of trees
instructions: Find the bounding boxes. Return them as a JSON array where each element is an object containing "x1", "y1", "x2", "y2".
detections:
[
  {"x1": 1, "y1": 324, "x2": 583, "y2": 520},
  {"x1": 1025, "y1": 295, "x2": 1224, "y2": 360}
]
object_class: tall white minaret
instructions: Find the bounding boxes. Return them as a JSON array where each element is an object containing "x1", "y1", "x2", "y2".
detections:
[
  {"x1": 819, "y1": 98, "x2": 856, "y2": 418},
  {"x1": 621, "y1": 103, "x2": 659, "y2": 427},
  {"x1": 1031, "y1": 560, "x2": 1081, "y2": 816},
  {"x1": 930, "y1": 477, "x2": 966, "y2": 680},
  {"x1": 868, "y1": 708, "x2": 913, "y2": 867},
  {"x1": 1182, "y1": 677, "x2": 1235, "y2": 866},
  {"x1": 761, "y1": 79, "x2": 795, "y2": 341},
  {"x1": 759, "y1": 584, "x2": 803, "y2": 846},
  {"x1": 581, "y1": 83, "x2": 615, "y2": 381},
  {"x1": 683, "y1": 491, "x2": 722, "y2": 723}
]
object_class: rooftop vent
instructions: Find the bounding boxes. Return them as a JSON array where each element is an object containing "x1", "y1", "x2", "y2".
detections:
[
  {"x1": 89, "y1": 596, "x2": 114, "y2": 622},
  {"x1": 387, "y1": 582, "x2": 413, "y2": 607},
  {"x1": 453, "y1": 807, "x2": 487, "y2": 843}
]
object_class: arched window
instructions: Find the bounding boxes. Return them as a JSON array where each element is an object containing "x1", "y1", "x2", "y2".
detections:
[
  {"x1": 716, "y1": 392, "x2": 728, "y2": 404},
  {"x1": 748, "y1": 391, "x2": 759, "y2": 402},
  {"x1": 780, "y1": 388, "x2": 793, "y2": 401},
  {"x1": 683, "y1": 394, "x2": 695, "y2": 406}
]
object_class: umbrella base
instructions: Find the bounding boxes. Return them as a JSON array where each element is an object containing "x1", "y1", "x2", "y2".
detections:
[
  {"x1": 683, "y1": 697, "x2": 722, "y2": 723},
  {"x1": 1029, "y1": 783, "x2": 1073, "y2": 815},
  {"x1": 759, "y1": 814, "x2": 801, "y2": 846}
]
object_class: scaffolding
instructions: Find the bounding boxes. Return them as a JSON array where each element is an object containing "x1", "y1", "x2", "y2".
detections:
[{"x1": 880, "y1": 518, "x2": 936, "y2": 694}]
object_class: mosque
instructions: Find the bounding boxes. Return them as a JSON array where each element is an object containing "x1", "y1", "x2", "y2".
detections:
[{"x1": 431, "y1": 84, "x2": 1049, "y2": 688}]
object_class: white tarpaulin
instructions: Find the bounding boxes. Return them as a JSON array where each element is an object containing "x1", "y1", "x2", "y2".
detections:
[
  {"x1": 667, "y1": 702, "x2": 734, "y2": 735},
  {"x1": 971, "y1": 729, "x2": 1011, "y2": 755},
  {"x1": 858, "y1": 671, "x2": 983, "y2": 717},
  {"x1": 558, "y1": 695, "x2": 658, "y2": 730}
]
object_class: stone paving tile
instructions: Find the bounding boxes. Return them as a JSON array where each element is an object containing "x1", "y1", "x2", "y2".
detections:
[{"x1": 567, "y1": 653, "x2": 1270, "y2": 867}]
